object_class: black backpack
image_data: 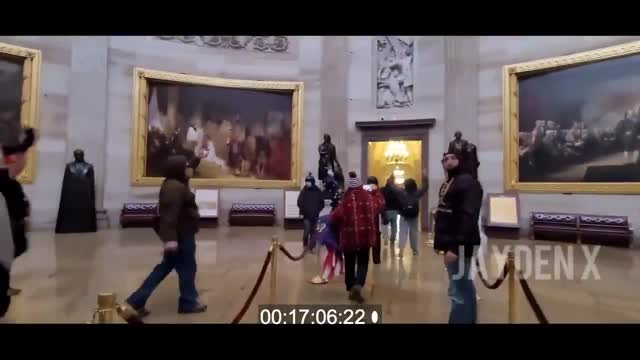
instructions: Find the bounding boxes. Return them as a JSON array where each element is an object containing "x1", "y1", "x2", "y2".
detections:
[{"x1": 400, "y1": 195, "x2": 420, "y2": 218}]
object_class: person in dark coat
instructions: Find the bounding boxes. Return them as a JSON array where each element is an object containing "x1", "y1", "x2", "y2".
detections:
[
  {"x1": 434, "y1": 151, "x2": 483, "y2": 324},
  {"x1": 0, "y1": 182, "x2": 13, "y2": 317},
  {"x1": 380, "y1": 175, "x2": 401, "y2": 245},
  {"x1": 126, "y1": 155, "x2": 207, "y2": 317},
  {"x1": 297, "y1": 173, "x2": 325, "y2": 249},
  {"x1": 0, "y1": 128, "x2": 36, "y2": 298},
  {"x1": 366, "y1": 176, "x2": 383, "y2": 265}
]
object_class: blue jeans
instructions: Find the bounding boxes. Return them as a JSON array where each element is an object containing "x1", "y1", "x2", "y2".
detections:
[
  {"x1": 127, "y1": 234, "x2": 200, "y2": 311},
  {"x1": 382, "y1": 210, "x2": 399, "y2": 242},
  {"x1": 445, "y1": 256, "x2": 477, "y2": 324},
  {"x1": 399, "y1": 216, "x2": 419, "y2": 253}
]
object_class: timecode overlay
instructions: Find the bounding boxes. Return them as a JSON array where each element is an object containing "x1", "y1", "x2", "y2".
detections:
[{"x1": 258, "y1": 305, "x2": 383, "y2": 324}]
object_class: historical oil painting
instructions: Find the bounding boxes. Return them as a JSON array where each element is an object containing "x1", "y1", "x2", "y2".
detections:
[
  {"x1": 0, "y1": 42, "x2": 41, "y2": 184},
  {"x1": 376, "y1": 36, "x2": 414, "y2": 109},
  {"x1": 504, "y1": 41, "x2": 640, "y2": 194},
  {"x1": 131, "y1": 68, "x2": 304, "y2": 189}
]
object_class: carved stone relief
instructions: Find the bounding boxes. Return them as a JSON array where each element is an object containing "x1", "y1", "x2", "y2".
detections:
[{"x1": 156, "y1": 36, "x2": 289, "y2": 53}]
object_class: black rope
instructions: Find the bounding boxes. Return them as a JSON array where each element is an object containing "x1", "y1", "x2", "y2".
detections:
[
  {"x1": 517, "y1": 271, "x2": 549, "y2": 324},
  {"x1": 278, "y1": 244, "x2": 308, "y2": 262},
  {"x1": 475, "y1": 257, "x2": 509, "y2": 290},
  {"x1": 231, "y1": 248, "x2": 273, "y2": 324}
]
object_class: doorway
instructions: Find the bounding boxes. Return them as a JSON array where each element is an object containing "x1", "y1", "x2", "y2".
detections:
[{"x1": 356, "y1": 119, "x2": 435, "y2": 231}]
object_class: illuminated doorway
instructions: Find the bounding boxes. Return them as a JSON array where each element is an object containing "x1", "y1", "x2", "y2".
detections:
[
  {"x1": 356, "y1": 119, "x2": 435, "y2": 231},
  {"x1": 368, "y1": 140, "x2": 423, "y2": 239}
]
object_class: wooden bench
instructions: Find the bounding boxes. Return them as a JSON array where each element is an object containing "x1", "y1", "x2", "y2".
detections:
[
  {"x1": 530, "y1": 212, "x2": 633, "y2": 247},
  {"x1": 229, "y1": 203, "x2": 276, "y2": 226}
]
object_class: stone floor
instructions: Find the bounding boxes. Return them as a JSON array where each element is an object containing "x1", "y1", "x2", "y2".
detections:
[{"x1": 3, "y1": 226, "x2": 640, "y2": 324}]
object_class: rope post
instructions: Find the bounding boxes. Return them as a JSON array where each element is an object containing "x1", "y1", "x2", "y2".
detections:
[
  {"x1": 97, "y1": 292, "x2": 116, "y2": 324},
  {"x1": 270, "y1": 235, "x2": 279, "y2": 304},
  {"x1": 507, "y1": 251, "x2": 516, "y2": 324}
]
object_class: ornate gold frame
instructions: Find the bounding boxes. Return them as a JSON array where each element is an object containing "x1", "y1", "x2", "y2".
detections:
[
  {"x1": 503, "y1": 41, "x2": 640, "y2": 194},
  {"x1": 131, "y1": 67, "x2": 304, "y2": 189},
  {"x1": 0, "y1": 42, "x2": 41, "y2": 184}
]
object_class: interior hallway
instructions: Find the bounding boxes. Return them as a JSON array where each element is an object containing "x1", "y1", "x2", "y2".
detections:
[{"x1": 3, "y1": 227, "x2": 640, "y2": 324}]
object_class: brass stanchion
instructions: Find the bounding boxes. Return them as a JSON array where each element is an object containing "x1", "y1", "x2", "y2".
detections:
[
  {"x1": 507, "y1": 251, "x2": 516, "y2": 324},
  {"x1": 270, "y1": 235, "x2": 279, "y2": 304},
  {"x1": 97, "y1": 292, "x2": 117, "y2": 324}
]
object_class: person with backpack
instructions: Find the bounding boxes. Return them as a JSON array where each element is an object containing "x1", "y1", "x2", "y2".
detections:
[{"x1": 394, "y1": 169, "x2": 428, "y2": 257}]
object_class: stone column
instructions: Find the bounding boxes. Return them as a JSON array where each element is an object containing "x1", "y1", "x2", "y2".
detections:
[
  {"x1": 65, "y1": 36, "x2": 109, "y2": 210},
  {"x1": 444, "y1": 36, "x2": 479, "y2": 146}
]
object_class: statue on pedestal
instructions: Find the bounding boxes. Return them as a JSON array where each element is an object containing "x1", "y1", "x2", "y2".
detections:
[
  {"x1": 448, "y1": 131, "x2": 480, "y2": 179},
  {"x1": 55, "y1": 149, "x2": 97, "y2": 233},
  {"x1": 318, "y1": 134, "x2": 343, "y2": 189}
]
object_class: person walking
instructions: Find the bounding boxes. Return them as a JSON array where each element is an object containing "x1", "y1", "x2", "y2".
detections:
[
  {"x1": 126, "y1": 155, "x2": 207, "y2": 316},
  {"x1": 380, "y1": 175, "x2": 401, "y2": 246},
  {"x1": 433, "y1": 151, "x2": 483, "y2": 324},
  {"x1": 297, "y1": 173, "x2": 325, "y2": 250},
  {"x1": 0, "y1": 128, "x2": 36, "y2": 297},
  {"x1": 365, "y1": 176, "x2": 383, "y2": 264},
  {"x1": 394, "y1": 169, "x2": 428, "y2": 257},
  {"x1": 0, "y1": 188, "x2": 12, "y2": 317},
  {"x1": 330, "y1": 171, "x2": 384, "y2": 303}
]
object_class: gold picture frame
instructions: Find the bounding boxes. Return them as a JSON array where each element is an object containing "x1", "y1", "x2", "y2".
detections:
[
  {"x1": 0, "y1": 42, "x2": 41, "y2": 184},
  {"x1": 131, "y1": 67, "x2": 304, "y2": 189},
  {"x1": 503, "y1": 41, "x2": 640, "y2": 194}
]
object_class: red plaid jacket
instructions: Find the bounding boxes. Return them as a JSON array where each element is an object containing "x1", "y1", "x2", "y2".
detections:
[{"x1": 330, "y1": 187, "x2": 384, "y2": 252}]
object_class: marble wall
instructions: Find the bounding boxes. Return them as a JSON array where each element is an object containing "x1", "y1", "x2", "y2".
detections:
[{"x1": 6, "y1": 35, "x2": 640, "y2": 234}]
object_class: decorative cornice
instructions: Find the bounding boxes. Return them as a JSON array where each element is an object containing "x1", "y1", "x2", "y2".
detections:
[
  {"x1": 355, "y1": 119, "x2": 436, "y2": 130},
  {"x1": 156, "y1": 36, "x2": 289, "y2": 53}
]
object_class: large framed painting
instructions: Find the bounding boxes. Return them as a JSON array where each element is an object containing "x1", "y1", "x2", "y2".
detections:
[
  {"x1": 504, "y1": 41, "x2": 640, "y2": 194},
  {"x1": 0, "y1": 42, "x2": 41, "y2": 184},
  {"x1": 131, "y1": 68, "x2": 304, "y2": 188}
]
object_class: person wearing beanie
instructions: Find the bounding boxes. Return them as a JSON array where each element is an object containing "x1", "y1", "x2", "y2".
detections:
[
  {"x1": 434, "y1": 151, "x2": 483, "y2": 324},
  {"x1": 297, "y1": 172, "x2": 325, "y2": 249},
  {"x1": 330, "y1": 171, "x2": 384, "y2": 303}
]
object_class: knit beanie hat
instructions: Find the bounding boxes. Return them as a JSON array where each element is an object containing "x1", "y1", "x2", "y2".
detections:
[{"x1": 347, "y1": 171, "x2": 362, "y2": 189}]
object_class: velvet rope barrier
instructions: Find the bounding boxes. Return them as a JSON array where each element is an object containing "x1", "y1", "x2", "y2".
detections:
[
  {"x1": 278, "y1": 244, "x2": 309, "y2": 262},
  {"x1": 517, "y1": 271, "x2": 549, "y2": 324},
  {"x1": 231, "y1": 247, "x2": 274, "y2": 324},
  {"x1": 475, "y1": 258, "x2": 510, "y2": 290}
]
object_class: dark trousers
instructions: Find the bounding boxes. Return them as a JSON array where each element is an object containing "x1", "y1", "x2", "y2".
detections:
[
  {"x1": 372, "y1": 230, "x2": 381, "y2": 264},
  {"x1": 303, "y1": 218, "x2": 317, "y2": 248},
  {"x1": 344, "y1": 248, "x2": 370, "y2": 291},
  {"x1": 127, "y1": 234, "x2": 199, "y2": 311},
  {"x1": 0, "y1": 265, "x2": 9, "y2": 317}
]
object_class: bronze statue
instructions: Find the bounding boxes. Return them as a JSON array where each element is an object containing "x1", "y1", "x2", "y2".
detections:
[
  {"x1": 318, "y1": 134, "x2": 343, "y2": 188},
  {"x1": 448, "y1": 131, "x2": 480, "y2": 179},
  {"x1": 55, "y1": 149, "x2": 97, "y2": 233}
]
